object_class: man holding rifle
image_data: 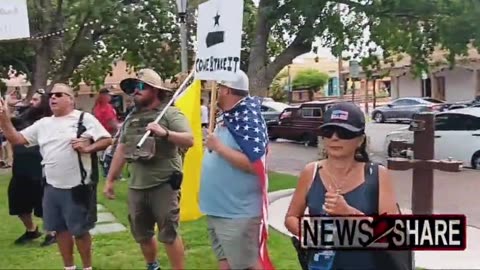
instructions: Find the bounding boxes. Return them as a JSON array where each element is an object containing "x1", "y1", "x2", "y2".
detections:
[{"x1": 103, "y1": 69, "x2": 194, "y2": 270}]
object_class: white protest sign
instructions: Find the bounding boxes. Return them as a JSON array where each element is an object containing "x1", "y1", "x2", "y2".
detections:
[
  {"x1": 195, "y1": 0, "x2": 244, "y2": 81},
  {"x1": 0, "y1": 0, "x2": 30, "y2": 40}
]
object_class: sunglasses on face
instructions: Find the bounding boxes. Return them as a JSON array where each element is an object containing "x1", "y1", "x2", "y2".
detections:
[
  {"x1": 320, "y1": 126, "x2": 363, "y2": 140},
  {"x1": 48, "y1": 92, "x2": 68, "y2": 98},
  {"x1": 135, "y1": 82, "x2": 147, "y2": 91}
]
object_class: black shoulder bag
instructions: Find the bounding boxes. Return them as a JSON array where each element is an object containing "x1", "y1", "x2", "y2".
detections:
[
  {"x1": 367, "y1": 162, "x2": 415, "y2": 270},
  {"x1": 71, "y1": 112, "x2": 99, "y2": 222}
]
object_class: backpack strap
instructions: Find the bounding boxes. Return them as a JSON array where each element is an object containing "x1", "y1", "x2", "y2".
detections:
[{"x1": 76, "y1": 112, "x2": 88, "y2": 185}]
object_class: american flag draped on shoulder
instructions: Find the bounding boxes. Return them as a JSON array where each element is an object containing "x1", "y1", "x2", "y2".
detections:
[{"x1": 222, "y1": 96, "x2": 275, "y2": 270}]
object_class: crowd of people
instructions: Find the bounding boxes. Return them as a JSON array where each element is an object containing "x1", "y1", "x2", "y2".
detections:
[{"x1": 1, "y1": 67, "x2": 404, "y2": 270}]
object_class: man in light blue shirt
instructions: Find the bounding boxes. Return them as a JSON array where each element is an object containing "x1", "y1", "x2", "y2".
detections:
[{"x1": 200, "y1": 70, "x2": 263, "y2": 270}]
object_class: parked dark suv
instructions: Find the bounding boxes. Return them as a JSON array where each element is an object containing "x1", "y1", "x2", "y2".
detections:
[{"x1": 267, "y1": 100, "x2": 353, "y2": 146}]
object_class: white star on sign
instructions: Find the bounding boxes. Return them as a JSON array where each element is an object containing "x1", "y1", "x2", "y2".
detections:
[
  {"x1": 243, "y1": 109, "x2": 248, "y2": 114},
  {"x1": 254, "y1": 127, "x2": 260, "y2": 133},
  {"x1": 235, "y1": 125, "x2": 240, "y2": 131},
  {"x1": 244, "y1": 116, "x2": 249, "y2": 121},
  {"x1": 254, "y1": 118, "x2": 259, "y2": 124},
  {"x1": 234, "y1": 111, "x2": 239, "y2": 117},
  {"x1": 241, "y1": 101, "x2": 246, "y2": 106},
  {"x1": 253, "y1": 147, "x2": 261, "y2": 153},
  {"x1": 229, "y1": 119, "x2": 233, "y2": 122},
  {"x1": 244, "y1": 125, "x2": 250, "y2": 130},
  {"x1": 254, "y1": 137, "x2": 260, "y2": 143},
  {"x1": 244, "y1": 135, "x2": 250, "y2": 140},
  {"x1": 252, "y1": 111, "x2": 258, "y2": 115}
]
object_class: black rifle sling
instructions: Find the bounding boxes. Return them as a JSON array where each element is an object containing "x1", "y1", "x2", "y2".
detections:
[{"x1": 76, "y1": 112, "x2": 88, "y2": 185}]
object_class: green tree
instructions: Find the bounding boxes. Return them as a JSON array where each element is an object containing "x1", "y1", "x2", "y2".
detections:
[
  {"x1": 0, "y1": 0, "x2": 185, "y2": 97},
  {"x1": 268, "y1": 70, "x2": 288, "y2": 102},
  {"x1": 247, "y1": 0, "x2": 480, "y2": 96},
  {"x1": 292, "y1": 69, "x2": 329, "y2": 101}
]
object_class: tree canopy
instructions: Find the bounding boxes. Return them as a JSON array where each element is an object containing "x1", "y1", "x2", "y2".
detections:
[
  {"x1": 247, "y1": 0, "x2": 480, "y2": 96},
  {"x1": 292, "y1": 69, "x2": 329, "y2": 91},
  {"x1": 0, "y1": 0, "x2": 188, "y2": 97}
]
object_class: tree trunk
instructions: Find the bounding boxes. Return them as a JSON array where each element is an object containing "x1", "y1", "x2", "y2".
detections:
[
  {"x1": 29, "y1": 42, "x2": 52, "y2": 99},
  {"x1": 248, "y1": 38, "x2": 311, "y2": 96},
  {"x1": 247, "y1": 0, "x2": 313, "y2": 97}
]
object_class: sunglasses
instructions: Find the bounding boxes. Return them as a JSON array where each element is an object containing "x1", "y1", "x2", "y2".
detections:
[
  {"x1": 135, "y1": 81, "x2": 147, "y2": 91},
  {"x1": 48, "y1": 92, "x2": 68, "y2": 98},
  {"x1": 320, "y1": 126, "x2": 363, "y2": 140}
]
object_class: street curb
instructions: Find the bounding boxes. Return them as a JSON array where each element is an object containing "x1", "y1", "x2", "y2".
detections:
[{"x1": 268, "y1": 189, "x2": 294, "y2": 204}]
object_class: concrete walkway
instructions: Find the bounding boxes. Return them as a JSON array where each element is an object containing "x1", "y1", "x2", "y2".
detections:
[
  {"x1": 268, "y1": 190, "x2": 480, "y2": 270},
  {"x1": 90, "y1": 204, "x2": 127, "y2": 235}
]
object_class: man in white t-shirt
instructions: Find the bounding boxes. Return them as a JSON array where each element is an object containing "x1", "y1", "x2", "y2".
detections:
[{"x1": 0, "y1": 83, "x2": 112, "y2": 270}]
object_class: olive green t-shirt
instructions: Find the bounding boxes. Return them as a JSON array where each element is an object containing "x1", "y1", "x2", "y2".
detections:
[{"x1": 120, "y1": 104, "x2": 192, "y2": 189}]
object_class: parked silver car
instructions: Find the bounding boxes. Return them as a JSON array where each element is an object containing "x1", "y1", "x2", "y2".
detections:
[
  {"x1": 371, "y1": 97, "x2": 447, "y2": 123},
  {"x1": 260, "y1": 101, "x2": 290, "y2": 123}
]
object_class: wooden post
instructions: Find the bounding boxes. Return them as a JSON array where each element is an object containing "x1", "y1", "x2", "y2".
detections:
[
  {"x1": 387, "y1": 112, "x2": 463, "y2": 214},
  {"x1": 372, "y1": 78, "x2": 377, "y2": 108},
  {"x1": 208, "y1": 81, "x2": 218, "y2": 133},
  {"x1": 411, "y1": 113, "x2": 435, "y2": 214}
]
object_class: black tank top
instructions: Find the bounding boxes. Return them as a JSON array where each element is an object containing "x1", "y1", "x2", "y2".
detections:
[{"x1": 306, "y1": 162, "x2": 380, "y2": 270}]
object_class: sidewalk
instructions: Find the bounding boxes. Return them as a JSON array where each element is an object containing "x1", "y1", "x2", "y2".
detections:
[{"x1": 268, "y1": 190, "x2": 480, "y2": 270}]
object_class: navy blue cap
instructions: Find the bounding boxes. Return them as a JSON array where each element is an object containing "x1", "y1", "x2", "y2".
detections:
[{"x1": 320, "y1": 102, "x2": 365, "y2": 133}]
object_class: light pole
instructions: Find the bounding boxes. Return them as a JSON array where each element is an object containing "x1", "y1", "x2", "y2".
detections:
[{"x1": 176, "y1": 0, "x2": 188, "y2": 73}]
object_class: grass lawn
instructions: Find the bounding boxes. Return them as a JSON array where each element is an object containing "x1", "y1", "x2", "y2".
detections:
[{"x1": 0, "y1": 172, "x2": 300, "y2": 269}]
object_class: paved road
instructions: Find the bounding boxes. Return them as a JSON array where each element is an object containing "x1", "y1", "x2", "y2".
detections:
[{"x1": 267, "y1": 123, "x2": 480, "y2": 227}]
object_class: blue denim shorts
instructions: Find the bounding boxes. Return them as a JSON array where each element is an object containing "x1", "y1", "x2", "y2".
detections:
[{"x1": 42, "y1": 184, "x2": 96, "y2": 237}]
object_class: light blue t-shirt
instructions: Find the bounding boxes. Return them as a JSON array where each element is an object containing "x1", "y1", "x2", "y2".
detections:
[{"x1": 199, "y1": 124, "x2": 262, "y2": 218}]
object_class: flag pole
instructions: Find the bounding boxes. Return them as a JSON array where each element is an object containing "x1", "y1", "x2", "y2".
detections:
[
  {"x1": 208, "y1": 81, "x2": 218, "y2": 133},
  {"x1": 136, "y1": 68, "x2": 195, "y2": 149}
]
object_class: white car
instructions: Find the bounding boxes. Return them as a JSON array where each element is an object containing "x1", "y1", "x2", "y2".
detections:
[{"x1": 384, "y1": 107, "x2": 480, "y2": 169}]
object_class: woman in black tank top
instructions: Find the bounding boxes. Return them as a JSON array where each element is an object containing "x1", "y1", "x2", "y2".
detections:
[{"x1": 284, "y1": 102, "x2": 400, "y2": 270}]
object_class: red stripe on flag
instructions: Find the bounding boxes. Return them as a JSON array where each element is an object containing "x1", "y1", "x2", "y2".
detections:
[{"x1": 253, "y1": 157, "x2": 275, "y2": 270}]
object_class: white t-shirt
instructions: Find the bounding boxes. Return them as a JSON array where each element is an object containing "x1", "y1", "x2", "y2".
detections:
[
  {"x1": 201, "y1": 105, "x2": 209, "y2": 124},
  {"x1": 20, "y1": 110, "x2": 111, "y2": 189}
]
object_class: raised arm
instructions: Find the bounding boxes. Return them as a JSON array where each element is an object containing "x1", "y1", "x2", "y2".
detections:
[{"x1": 0, "y1": 98, "x2": 31, "y2": 145}]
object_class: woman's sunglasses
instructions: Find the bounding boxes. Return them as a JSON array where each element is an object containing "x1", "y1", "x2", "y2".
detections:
[{"x1": 320, "y1": 126, "x2": 363, "y2": 140}]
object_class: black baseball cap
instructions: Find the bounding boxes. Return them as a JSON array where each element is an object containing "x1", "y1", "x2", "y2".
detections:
[{"x1": 320, "y1": 102, "x2": 365, "y2": 133}]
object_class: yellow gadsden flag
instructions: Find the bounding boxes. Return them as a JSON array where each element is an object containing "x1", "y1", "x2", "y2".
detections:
[{"x1": 175, "y1": 80, "x2": 204, "y2": 221}]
